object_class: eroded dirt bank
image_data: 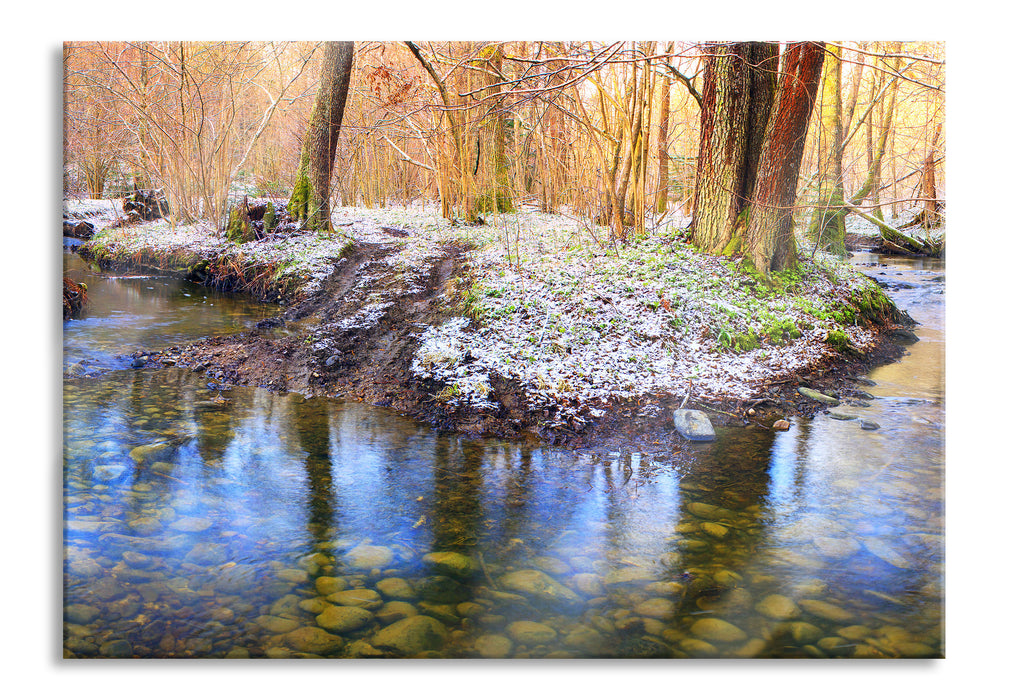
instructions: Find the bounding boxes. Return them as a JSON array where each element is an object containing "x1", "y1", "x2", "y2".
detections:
[{"x1": 130, "y1": 234, "x2": 911, "y2": 452}]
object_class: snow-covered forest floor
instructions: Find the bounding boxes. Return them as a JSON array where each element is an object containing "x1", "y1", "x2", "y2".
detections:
[{"x1": 68, "y1": 198, "x2": 909, "y2": 428}]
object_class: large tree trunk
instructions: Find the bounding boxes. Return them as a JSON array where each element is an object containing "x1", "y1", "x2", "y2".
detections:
[
  {"x1": 691, "y1": 41, "x2": 778, "y2": 256},
  {"x1": 746, "y1": 42, "x2": 825, "y2": 275},
  {"x1": 807, "y1": 43, "x2": 846, "y2": 255},
  {"x1": 289, "y1": 41, "x2": 354, "y2": 231}
]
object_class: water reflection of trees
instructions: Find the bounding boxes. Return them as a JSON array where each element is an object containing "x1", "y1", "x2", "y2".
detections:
[
  {"x1": 292, "y1": 396, "x2": 336, "y2": 544},
  {"x1": 430, "y1": 437, "x2": 484, "y2": 552}
]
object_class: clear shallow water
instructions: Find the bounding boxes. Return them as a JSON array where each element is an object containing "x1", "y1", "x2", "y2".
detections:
[
  {"x1": 63, "y1": 252, "x2": 274, "y2": 374},
  {"x1": 62, "y1": 250, "x2": 944, "y2": 658}
]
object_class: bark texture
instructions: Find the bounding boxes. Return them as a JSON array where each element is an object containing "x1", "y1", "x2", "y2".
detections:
[
  {"x1": 289, "y1": 41, "x2": 355, "y2": 230},
  {"x1": 692, "y1": 42, "x2": 778, "y2": 256},
  {"x1": 747, "y1": 42, "x2": 824, "y2": 274}
]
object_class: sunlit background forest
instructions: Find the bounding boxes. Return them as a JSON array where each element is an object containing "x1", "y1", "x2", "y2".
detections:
[{"x1": 62, "y1": 40, "x2": 944, "y2": 243}]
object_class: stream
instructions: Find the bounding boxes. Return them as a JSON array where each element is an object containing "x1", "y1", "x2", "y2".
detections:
[{"x1": 62, "y1": 247, "x2": 944, "y2": 658}]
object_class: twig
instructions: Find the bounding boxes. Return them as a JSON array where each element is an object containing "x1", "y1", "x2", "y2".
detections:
[{"x1": 477, "y1": 551, "x2": 497, "y2": 590}]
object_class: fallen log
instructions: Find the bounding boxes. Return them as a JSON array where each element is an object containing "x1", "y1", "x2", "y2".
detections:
[{"x1": 843, "y1": 201, "x2": 943, "y2": 257}]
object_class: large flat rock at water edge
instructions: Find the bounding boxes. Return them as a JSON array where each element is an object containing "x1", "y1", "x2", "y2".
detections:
[
  {"x1": 797, "y1": 386, "x2": 840, "y2": 406},
  {"x1": 673, "y1": 409, "x2": 715, "y2": 441}
]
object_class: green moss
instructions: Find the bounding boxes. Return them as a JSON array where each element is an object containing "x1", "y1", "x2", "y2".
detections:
[
  {"x1": 263, "y1": 202, "x2": 277, "y2": 233},
  {"x1": 288, "y1": 172, "x2": 311, "y2": 223},
  {"x1": 226, "y1": 208, "x2": 254, "y2": 243},
  {"x1": 720, "y1": 234, "x2": 743, "y2": 257},
  {"x1": 825, "y1": 329, "x2": 850, "y2": 350},
  {"x1": 852, "y1": 284, "x2": 900, "y2": 325},
  {"x1": 734, "y1": 331, "x2": 761, "y2": 352},
  {"x1": 717, "y1": 327, "x2": 761, "y2": 353},
  {"x1": 764, "y1": 318, "x2": 801, "y2": 345}
]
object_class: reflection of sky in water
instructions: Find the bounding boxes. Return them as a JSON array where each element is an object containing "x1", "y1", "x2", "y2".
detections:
[{"x1": 63, "y1": 250, "x2": 944, "y2": 656}]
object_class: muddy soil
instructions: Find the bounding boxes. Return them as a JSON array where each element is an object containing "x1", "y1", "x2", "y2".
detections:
[{"x1": 134, "y1": 239, "x2": 911, "y2": 452}]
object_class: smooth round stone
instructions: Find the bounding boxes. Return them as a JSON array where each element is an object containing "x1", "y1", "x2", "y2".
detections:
[
  {"x1": 733, "y1": 638, "x2": 768, "y2": 658},
  {"x1": 673, "y1": 408, "x2": 715, "y2": 441},
  {"x1": 416, "y1": 601, "x2": 460, "y2": 625},
  {"x1": 814, "y1": 536, "x2": 860, "y2": 559},
  {"x1": 530, "y1": 556, "x2": 571, "y2": 576},
  {"x1": 686, "y1": 502, "x2": 735, "y2": 520},
  {"x1": 371, "y1": 615, "x2": 448, "y2": 656},
  {"x1": 326, "y1": 589, "x2": 383, "y2": 610},
  {"x1": 269, "y1": 594, "x2": 303, "y2": 618},
  {"x1": 299, "y1": 597, "x2": 329, "y2": 615},
  {"x1": 64, "y1": 637, "x2": 99, "y2": 655},
  {"x1": 316, "y1": 605, "x2": 375, "y2": 633},
  {"x1": 375, "y1": 601, "x2": 418, "y2": 625},
  {"x1": 255, "y1": 615, "x2": 300, "y2": 634},
  {"x1": 276, "y1": 568, "x2": 309, "y2": 584},
  {"x1": 121, "y1": 551, "x2": 153, "y2": 569},
  {"x1": 690, "y1": 618, "x2": 747, "y2": 644},
  {"x1": 755, "y1": 594, "x2": 800, "y2": 620},
  {"x1": 712, "y1": 569, "x2": 743, "y2": 587},
  {"x1": 128, "y1": 516, "x2": 162, "y2": 536},
  {"x1": 129, "y1": 442, "x2": 172, "y2": 465},
  {"x1": 456, "y1": 601, "x2": 484, "y2": 618},
  {"x1": 211, "y1": 607, "x2": 235, "y2": 623},
  {"x1": 344, "y1": 544, "x2": 394, "y2": 570},
  {"x1": 170, "y1": 516, "x2": 212, "y2": 533},
  {"x1": 93, "y1": 464, "x2": 127, "y2": 482},
  {"x1": 185, "y1": 543, "x2": 227, "y2": 566},
  {"x1": 799, "y1": 599, "x2": 855, "y2": 623},
  {"x1": 602, "y1": 567, "x2": 653, "y2": 588},
  {"x1": 474, "y1": 634, "x2": 513, "y2": 658},
  {"x1": 225, "y1": 647, "x2": 251, "y2": 659},
  {"x1": 634, "y1": 598, "x2": 677, "y2": 620},
  {"x1": 506, "y1": 621, "x2": 558, "y2": 646},
  {"x1": 99, "y1": 639, "x2": 133, "y2": 658},
  {"x1": 345, "y1": 640, "x2": 385, "y2": 658},
  {"x1": 65, "y1": 603, "x2": 100, "y2": 625},
  {"x1": 837, "y1": 625, "x2": 872, "y2": 641},
  {"x1": 644, "y1": 581, "x2": 684, "y2": 597},
  {"x1": 315, "y1": 576, "x2": 348, "y2": 596},
  {"x1": 422, "y1": 551, "x2": 476, "y2": 579},
  {"x1": 571, "y1": 573, "x2": 605, "y2": 597},
  {"x1": 788, "y1": 621, "x2": 824, "y2": 645},
  {"x1": 376, "y1": 577, "x2": 417, "y2": 600},
  {"x1": 860, "y1": 420, "x2": 880, "y2": 430},
  {"x1": 817, "y1": 636, "x2": 850, "y2": 655},
  {"x1": 67, "y1": 557, "x2": 104, "y2": 578},
  {"x1": 563, "y1": 625, "x2": 605, "y2": 655},
  {"x1": 414, "y1": 575, "x2": 467, "y2": 604},
  {"x1": 679, "y1": 638, "x2": 719, "y2": 657},
  {"x1": 284, "y1": 626, "x2": 344, "y2": 655},
  {"x1": 701, "y1": 522, "x2": 729, "y2": 539},
  {"x1": 498, "y1": 569, "x2": 582, "y2": 608},
  {"x1": 91, "y1": 577, "x2": 126, "y2": 601}
]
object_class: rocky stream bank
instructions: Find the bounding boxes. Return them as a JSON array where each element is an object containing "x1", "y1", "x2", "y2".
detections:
[{"x1": 71, "y1": 201, "x2": 919, "y2": 452}]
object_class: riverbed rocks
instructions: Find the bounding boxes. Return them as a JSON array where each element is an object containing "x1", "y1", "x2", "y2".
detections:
[
  {"x1": 343, "y1": 544, "x2": 394, "y2": 571},
  {"x1": 371, "y1": 615, "x2": 448, "y2": 656},
  {"x1": 422, "y1": 551, "x2": 476, "y2": 579},
  {"x1": 797, "y1": 386, "x2": 840, "y2": 405},
  {"x1": 673, "y1": 409, "x2": 716, "y2": 441},
  {"x1": 499, "y1": 569, "x2": 583, "y2": 609}
]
